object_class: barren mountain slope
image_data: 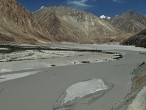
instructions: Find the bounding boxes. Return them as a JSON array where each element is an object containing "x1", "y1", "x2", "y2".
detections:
[
  {"x1": 33, "y1": 6, "x2": 124, "y2": 43},
  {"x1": 0, "y1": 0, "x2": 52, "y2": 44}
]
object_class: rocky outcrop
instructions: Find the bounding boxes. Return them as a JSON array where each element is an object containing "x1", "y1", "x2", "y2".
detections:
[
  {"x1": 0, "y1": 0, "x2": 52, "y2": 44},
  {"x1": 122, "y1": 29, "x2": 146, "y2": 48},
  {"x1": 33, "y1": 6, "x2": 123, "y2": 43},
  {"x1": 112, "y1": 10, "x2": 146, "y2": 33}
]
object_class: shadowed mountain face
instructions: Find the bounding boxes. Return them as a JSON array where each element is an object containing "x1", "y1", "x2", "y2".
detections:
[
  {"x1": 112, "y1": 10, "x2": 146, "y2": 33},
  {"x1": 122, "y1": 29, "x2": 146, "y2": 48},
  {"x1": 0, "y1": 0, "x2": 52, "y2": 44},
  {"x1": 33, "y1": 6, "x2": 124, "y2": 43}
]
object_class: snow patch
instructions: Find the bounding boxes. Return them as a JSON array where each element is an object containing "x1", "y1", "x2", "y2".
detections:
[
  {"x1": 100, "y1": 15, "x2": 111, "y2": 19},
  {"x1": 41, "y1": 6, "x2": 45, "y2": 9}
]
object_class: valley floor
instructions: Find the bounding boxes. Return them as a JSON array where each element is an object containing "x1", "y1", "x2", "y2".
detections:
[{"x1": 0, "y1": 43, "x2": 146, "y2": 110}]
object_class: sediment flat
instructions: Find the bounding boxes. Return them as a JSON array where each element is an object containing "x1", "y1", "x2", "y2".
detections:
[{"x1": 0, "y1": 44, "x2": 146, "y2": 110}]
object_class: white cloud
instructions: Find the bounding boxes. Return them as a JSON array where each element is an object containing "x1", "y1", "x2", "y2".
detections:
[{"x1": 66, "y1": 0, "x2": 92, "y2": 8}]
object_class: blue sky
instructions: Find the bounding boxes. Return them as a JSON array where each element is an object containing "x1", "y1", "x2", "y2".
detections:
[{"x1": 16, "y1": 0, "x2": 146, "y2": 17}]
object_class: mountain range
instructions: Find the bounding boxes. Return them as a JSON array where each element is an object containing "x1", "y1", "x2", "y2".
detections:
[
  {"x1": 0, "y1": 0, "x2": 146, "y2": 45},
  {"x1": 33, "y1": 6, "x2": 124, "y2": 43}
]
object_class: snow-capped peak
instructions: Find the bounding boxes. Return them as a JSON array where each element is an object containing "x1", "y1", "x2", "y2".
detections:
[
  {"x1": 100, "y1": 15, "x2": 111, "y2": 19},
  {"x1": 41, "y1": 6, "x2": 45, "y2": 9}
]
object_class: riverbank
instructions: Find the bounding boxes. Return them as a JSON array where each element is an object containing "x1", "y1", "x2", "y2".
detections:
[{"x1": 112, "y1": 62, "x2": 146, "y2": 110}]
